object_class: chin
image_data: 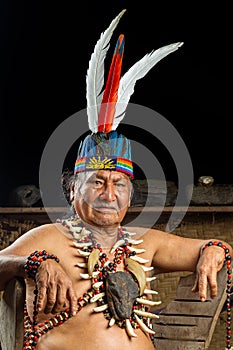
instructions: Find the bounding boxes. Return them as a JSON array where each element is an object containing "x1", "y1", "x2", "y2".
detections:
[{"x1": 91, "y1": 213, "x2": 120, "y2": 227}]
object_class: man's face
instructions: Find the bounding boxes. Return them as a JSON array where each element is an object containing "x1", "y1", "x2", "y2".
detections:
[{"x1": 73, "y1": 170, "x2": 132, "y2": 228}]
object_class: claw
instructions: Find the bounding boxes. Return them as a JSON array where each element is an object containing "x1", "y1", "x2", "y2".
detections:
[
  {"x1": 90, "y1": 292, "x2": 105, "y2": 303},
  {"x1": 134, "y1": 314, "x2": 155, "y2": 335},
  {"x1": 123, "y1": 231, "x2": 136, "y2": 236},
  {"x1": 125, "y1": 319, "x2": 137, "y2": 337},
  {"x1": 127, "y1": 238, "x2": 143, "y2": 245},
  {"x1": 109, "y1": 317, "x2": 116, "y2": 327},
  {"x1": 136, "y1": 297, "x2": 161, "y2": 306},
  {"x1": 75, "y1": 262, "x2": 88, "y2": 268},
  {"x1": 146, "y1": 276, "x2": 157, "y2": 282},
  {"x1": 93, "y1": 304, "x2": 108, "y2": 312},
  {"x1": 141, "y1": 266, "x2": 154, "y2": 272},
  {"x1": 88, "y1": 249, "x2": 100, "y2": 276},
  {"x1": 128, "y1": 246, "x2": 146, "y2": 254},
  {"x1": 80, "y1": 271, "x2": 99, "y2": 279},
  {"x1": 125, "y1": 257, "x2": 146, "y2": 295},
  {"x1": 129, "y1": 256, "x2": 149, "y2": 264},
  {"x1": 143, "y1": 289, "x2": 158, "y2": 295},
  {"x1": 92, "y1": 281, "x2": 103, "y2": 290},
  {"x1": 110, "y1": 239, "x2": 125, "y2": 254},
  {"x1": 134, "y1": 309, "x2": 159, "y2": 319},
  {"x1": 73, "y1": 241, "x2": 93, "y2": 248},
  {"x1": 77, "y1": 249, "x2": 91, "y2": 257}
]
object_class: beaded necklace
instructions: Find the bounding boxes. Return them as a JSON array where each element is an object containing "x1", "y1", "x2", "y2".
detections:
[{"x1": 23, "y1": 216, "x2": 161, "y2": 350}]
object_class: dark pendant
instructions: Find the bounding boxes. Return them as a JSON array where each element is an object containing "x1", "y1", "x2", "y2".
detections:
[{"x1": 105, "y1": 271, "x2": 139, "y2": 320}]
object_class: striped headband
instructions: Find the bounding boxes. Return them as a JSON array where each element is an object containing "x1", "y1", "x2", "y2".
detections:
[{"x1": 74, "y1": 156, "x2": 134, "y2": 180}]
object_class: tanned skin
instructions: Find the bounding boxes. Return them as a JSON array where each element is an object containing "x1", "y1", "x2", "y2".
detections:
[{"x1": 0, "y1": 170, "x2": 232, "y2": 350}]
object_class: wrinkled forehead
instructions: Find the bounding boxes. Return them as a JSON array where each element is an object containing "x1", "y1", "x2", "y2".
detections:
[{"x1": 83, "y1": 170, "x2": 131, "y2": 182}]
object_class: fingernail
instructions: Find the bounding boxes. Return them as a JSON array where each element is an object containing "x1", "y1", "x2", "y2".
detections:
[{"x1": 201, "y1": 297, "x2": 205, "y2": 302}]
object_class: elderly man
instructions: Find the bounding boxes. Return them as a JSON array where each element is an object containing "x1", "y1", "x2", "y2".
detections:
[
  {"x1": 0, "y1": 8, "x2": 232, "y2": 350},
  {"x1": 0, "y1": 168, "x2": 232, "y2": 350}
]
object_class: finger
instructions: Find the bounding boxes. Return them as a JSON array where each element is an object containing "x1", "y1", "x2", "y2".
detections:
[
  {"x1": 207, "y1": 270, "x2": 218, "y2": 299},
  {"x1": 191, "y1": 275, "x2": 199, "y2": 293},
  {"x1": 67, "y1": 286, "x2": 78, "y2": 316},
  {"x1": 44, "y1": 281, "x2": 57, "y2": 314},
  {"x1": 51, "y1": 284, "x2": 68, "y2": 314},
  {"x1": 36, "y1": 281, "x2": 47, "y2": 312},
  {"x1": 198, "y1": 271, "x2": 208, "y2": 301}
]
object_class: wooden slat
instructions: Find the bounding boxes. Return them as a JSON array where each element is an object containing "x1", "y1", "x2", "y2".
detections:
[
  {"x1": 153, "y1": 266, "x2": 228, "y2": 349},
  {"x1": 160, "y1": 300, "x2": 220, "y2": 317},
  {"x1": 1, "y1": 206, "x2": 233, "y2": 214},
  {"x1": 0, "y1": 278, "x2": 25, "y2": 350},
  {"x1": 154, "y1": 338, "x2": 206, "y2": 350},
  {"x1": 153, "y1": 316, "x2": 212, "y2": 340}
]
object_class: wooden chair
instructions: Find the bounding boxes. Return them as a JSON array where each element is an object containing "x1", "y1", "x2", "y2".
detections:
[
  {"x1": 153, "y1": 265, "x2": 229, "y2": 349},
  {"x1": 0, "y1": 278, "x2": 25, "y2": 350},
  {"x1": 0, "y1": 268, "x2": 229, "y2": 350}
]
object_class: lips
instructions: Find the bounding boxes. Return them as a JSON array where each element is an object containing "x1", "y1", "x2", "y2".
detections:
[{"x1": 93, "y1": 206, "x2": 118, "y2": 213}]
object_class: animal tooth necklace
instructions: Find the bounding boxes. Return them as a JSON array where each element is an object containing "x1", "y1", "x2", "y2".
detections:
[{"x1": 23, "y1": 217, "x2": 161, "y2": 349}]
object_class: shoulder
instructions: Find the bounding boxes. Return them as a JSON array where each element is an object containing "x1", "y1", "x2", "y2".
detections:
[
  {"x1": 0, "y1": 222, "x2": 70, "y2": 256},
  {"x1": 123, "y1": 225, "x2": 170, "y2": 241}
]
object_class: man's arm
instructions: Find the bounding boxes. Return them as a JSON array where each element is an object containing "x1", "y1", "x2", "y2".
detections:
[
  {"x1": 0, "y1": 254, "x2": 26, "y2": 290},
  {"x1": 147, "y1": 229, "x2": 232, "y2": 301},
  {"x1": 0, "y1": 225, "x2": 78, "y2": 315}
]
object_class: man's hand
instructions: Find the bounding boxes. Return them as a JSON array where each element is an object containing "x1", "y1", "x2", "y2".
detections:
[
  {"x1": 192, "y1": 245, "x2": 225, "y2": 301},
  {"x1": 35, "y1": 259, "x2": 78, "y2": 316}
]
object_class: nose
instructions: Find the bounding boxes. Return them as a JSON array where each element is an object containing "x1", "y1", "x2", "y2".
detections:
[{"x1": 99, "y1": 183, "x2": 116, "y2": 202}]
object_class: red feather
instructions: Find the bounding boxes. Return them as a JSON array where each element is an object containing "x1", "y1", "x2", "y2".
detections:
[{"x1": 98, "y1": 34, "x2": 125, "y2": 133}]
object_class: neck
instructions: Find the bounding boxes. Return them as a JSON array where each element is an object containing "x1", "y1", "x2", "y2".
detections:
[{"x1": 84, "y1": 221, "x2": 120, "y2": 249}]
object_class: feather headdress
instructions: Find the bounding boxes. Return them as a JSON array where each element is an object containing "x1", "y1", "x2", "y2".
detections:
[{"x1": 74, "y1": 9, "x2": 183, "y2": 179}]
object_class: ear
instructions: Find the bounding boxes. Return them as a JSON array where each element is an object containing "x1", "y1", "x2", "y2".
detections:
[{"x1": 70, "y1": 184, "x2": 75, "y2": 203}]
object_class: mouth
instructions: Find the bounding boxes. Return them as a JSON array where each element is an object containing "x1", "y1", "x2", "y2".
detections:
[{"x1": 93, "y1": 206, "x2": 118, "y2": 213}]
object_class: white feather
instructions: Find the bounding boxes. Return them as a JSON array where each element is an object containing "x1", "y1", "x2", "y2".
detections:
[
  {"x1": 113, "y1": 42, "x2": 184, "y2": 130},
  {"x1": 86, "y1": 9, "x2": 126, "y2": 133}
]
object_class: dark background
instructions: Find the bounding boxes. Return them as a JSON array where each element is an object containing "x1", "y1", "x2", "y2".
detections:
[{"x1": 0, "y1": 1, "x2": 232, "y2": 205}]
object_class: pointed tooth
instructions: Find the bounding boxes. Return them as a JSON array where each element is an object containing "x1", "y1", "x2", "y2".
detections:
[
  {"x1": 75, "y1": 262, "x2": 88, "y2": 268},
  {"x1": 141, "y1": 266, "x2": 154, "y2": 272},
  {"x1": 127, "y1": 238, "x2": 143, "y2": 245},
  {"x1": 125, "y1": 257, "x2": 146, "y2": 295},
  {"x1": 125, "y1": 319, "x2": 138, "y2": 337},
  {"x1": 124, "y1": 231, "x2": 136, "y2": 236},
  {"x1": 128, "y1": 246, "x2": 146, "y2": 254},
  {"x1": 143, "y1": 289, "x2": 158, "y2": 295},
  {"x1": 92, "y1": 281, "x2": 103, "y2": 290},
  {"x1": 77, "y1": 249, "x2": 91, "y2": 257},
  {"x1": 73, "y1": 241, "x2": 92, "y2": 248},
  {"x1": 90, "y1": 292, "x2": 105, "y2": 303},
  {"x1": 88, "y1": 249, "x2": 100, "y2": 276},
  {"x1": 73, "y1": 233, "x2": 81, "y2": 239},
  {"x1": 93, "y1": 304, "x2": 108, "y2": 312},
  {"x1": 146, "y1": 276, "x2": 157, "y2": 282},
  {"x1": 103, "y1": 260, "x2": 110, "y2": 267},
  {"x1": 109, "y1": 318, "x2": 116, "y2": 327},
  {"x1": 80, "y1": 273, "x2": 91, "y2": 279},
  {"x1": 129, "y1": 256, "x2": 149, "y2": 264},
  {"x1": 110, "y1": 239, "x2": 125, "y2": 254},
  {"x1": 134, "y1": 309, "x2": 159, "y2": 319},
  {"x1": 80, "y1": 271, "x2": 100, "y2": 279},
  {"x1": 92, "y1": 271, "x2": 100, "y2": 277},
  {"x1": 134, "y1": 314, "x2": 155, "y2": 335},
  {"x1": 136, "y1": 297, "x2": 161, "y2": 306}
]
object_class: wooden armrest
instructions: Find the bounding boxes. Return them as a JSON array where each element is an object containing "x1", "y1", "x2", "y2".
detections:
[
  {"x1": 0, "y1": 278, "x2": 25, "y2": 350},
  {"x1": 153, "y1": 265, "x2": 228, "y2": 349}
]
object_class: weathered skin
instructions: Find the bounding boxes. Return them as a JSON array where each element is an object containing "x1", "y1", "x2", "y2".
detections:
[{"x1": 0, "y1": 170, "x2": 232, "y2": 350}]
